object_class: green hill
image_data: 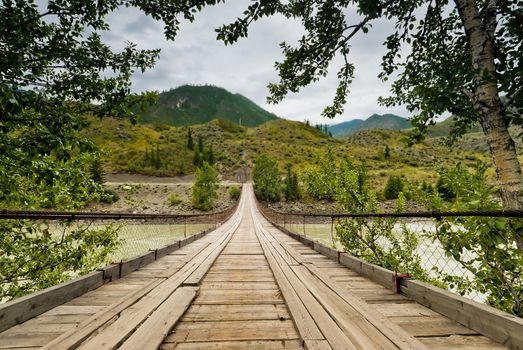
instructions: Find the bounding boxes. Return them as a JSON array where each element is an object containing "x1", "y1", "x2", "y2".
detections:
[
  {"x1": 426, "y1": 116, "x2": 482, "y2": 137},
  {"x1": 138, "y1": 85, "x2": 279, "y2": 127},
  {"x1": 328, "y1": 113, "x2": 411, "y2": 138},
  {"x1": 84, "y1": 117, "x2": 494, "y2": 190}
]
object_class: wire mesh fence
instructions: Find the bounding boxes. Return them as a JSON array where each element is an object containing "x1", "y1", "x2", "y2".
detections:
[
  {"x1": 0, "y1": 205, "x2": 236, "y2": 303},
  {"x1": 259, "y1": 204, "x2": 523, "y2": 312}
]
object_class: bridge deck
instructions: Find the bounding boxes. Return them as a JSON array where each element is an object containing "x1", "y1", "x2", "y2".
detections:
[{"x1": 0, "y1": 185, "x2": 508, "y2": 349}]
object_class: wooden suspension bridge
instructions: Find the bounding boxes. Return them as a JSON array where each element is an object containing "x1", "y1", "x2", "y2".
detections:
[{"x1": 0, "y1": 185, "x2": 522, "y2": 349}]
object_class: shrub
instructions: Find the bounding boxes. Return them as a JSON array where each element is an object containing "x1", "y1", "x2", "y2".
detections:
[
  {"x1": 383, "y1": 176, "x2": 404, "y2": 199},
  {"x1": 284, "y1": 163, "x2": 301, "y2": 201},
  {"x1": 89, "y1": 158, "x2": 105, "y2": 185},
  {"x1": 252, "y1": 153, "x2": 282, "y2": 202},
  {"x1": 192, "y1": 162, "x2": 219, "y2": 211},
  {"x1": 101, "y1": 188, "x2": 120, "y2": 204},
  {"x1": 417, "y1": 162, "x2": 523, "y2": 316},
  {"x1": 229, "y1": 186, "x2": 241, "y2": 200},
  {"x1": 167, "y1": 193, "x2": 182, "y2": 206}
]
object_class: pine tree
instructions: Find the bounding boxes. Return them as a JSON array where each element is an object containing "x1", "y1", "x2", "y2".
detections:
[
  {"x1": 90, "y1": 158, "x2": 105, "y2": 185},
  {"x1": 284, "y1": 163, "x2": 300, "y2": 201},
  {"x1": 207, "y1": 145, "x2": 215, "y2": 165},
  {"x1": 193, "y1": 145, "x2": 201, "y2": 167},
  {"x1": 384, "y1": 145, "x2": 391, "y2": 159},
  {"x1": 187, "y1": 128, "x2": 194, "y2": 150},
  {"x1": 198, "y1": 136, "x2": 203, "y2": 151},
  {"x1": 155, "y1": 144, "x2": 161, "y2": 169}
]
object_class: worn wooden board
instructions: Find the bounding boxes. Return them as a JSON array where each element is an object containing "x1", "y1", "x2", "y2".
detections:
[
  {"x1": 119, "y1": 287, "x2": 198, "y2": 350},
  {"x1": 0, "y1": 272, "x2": 104, "y2": 333},
  {"x1": 401, "y1": 279, "x2": 523, "y2": 348},
  {"x1": 165, "y1": 320, "x2": 299, "y2": 342},
  {"x1": 165, "y1": 340, "x2": 303, "y2": 350},
  {"x1": 183, "y1": 304, "x2": 289, "y2": 322},
  {"x1": 194, "y1": 289, "x2": 285, "y2": 305}
]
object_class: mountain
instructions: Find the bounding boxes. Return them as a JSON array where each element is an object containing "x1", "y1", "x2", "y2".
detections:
[
  {"x1": 426, "y1": 116, "x2": 482, "y2": 138},
  {"x1": 327, "y1": 119, "x2": 364, "y2": 137},
  {"x1": 328, "y1": 114, "x2": 411, "y2": 138},
  {"x1": 138, "y1": 85, "x2": 279, "y2": 127}
]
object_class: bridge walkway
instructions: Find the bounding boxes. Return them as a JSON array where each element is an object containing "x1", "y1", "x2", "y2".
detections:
[{"x1": 0, "y1": 185, "x2": 509, "y2": 349}]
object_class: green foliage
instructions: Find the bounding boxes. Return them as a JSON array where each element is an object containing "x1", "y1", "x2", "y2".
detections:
[
  {"x1": 167, "y1": 193, "x2": 182, "y2": 206},
  {"x1": 187, "y1": 128, "x2": 194, "y2": 150},
  {"x1": 0, "y1": 221, "x2": 120, "y2": 301},
  {"x1": 252, "y1": 154, "x2": 282, "y2": 202},
  {"x1": 229, "y1": 186, "x2": 241, "y2": 200},
  {"x1": 192, "y1": 162, "x2": 219, "y2": 211},
  {"x1": 436, "y1": 171, "x2": 457, "y2": 201},
  {"x1": 303, "y1": 153, "x2": 433, "y2": 282},
  {"x1": 89, "y1": 158, "x2": 106, "y2": 185},
  {"x1": 383, "y1": 176, "x2": 404, "y2": 200},
  {"x1": 174, "y1": 0, "x2": 521, "y2": 139},
  {"x1": 154, "y1": 144, "x2": 161, "y2": 170},
  {"x1": 193, "y1": 143, "x2": 215, "y2": 168},
  {"x1": 384, "y1": 145, "x2": 391, "y2": 159},
  {"x1": 202, "y1": 145, "x2": 215, "y2": 166},
  {"x1": 101, "y1": 189, "x2": 120, "y2": 204},
  {"x1": 302, "y1": 149, "x2": 339, "y2": 201},
  {"x1": 0, "y1": 0, "x2": 187, "y2": 300},
  {"x1": 284, "y1": 163, "x2": 301, "y2": 201},
  {"x1": 193, "y1": 145, "x2": 202, "y2": 167},
  {"x1": 416, "y1": 162, "x2": 523, "y2": 316}
]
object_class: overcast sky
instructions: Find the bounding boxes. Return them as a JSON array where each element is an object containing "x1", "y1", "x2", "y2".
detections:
[{"x1": 103, "y1": 3, "x2": 412, "y2": 125}]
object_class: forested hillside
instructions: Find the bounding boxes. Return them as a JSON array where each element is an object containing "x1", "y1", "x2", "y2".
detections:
[{"x1": 138, "y1": 85, "x2": 279, "y2": 127}]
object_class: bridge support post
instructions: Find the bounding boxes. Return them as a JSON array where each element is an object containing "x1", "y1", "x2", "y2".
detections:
[{"x1": 184, "y1": 217, "x2": 187, "y2": 238}]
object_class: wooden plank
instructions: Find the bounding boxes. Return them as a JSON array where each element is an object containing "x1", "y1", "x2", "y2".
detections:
[
  {"x1": 165, "y1": 320, "x2": 299, "y2": 342},
  {"x1": 338, "y1": 253, "x2": 396, "y2": 291},
  {"x1": 304, "y1": 340, "x2": 332, "y2": 350},
  {"x1": 392, "y1": 315, "x2": 479, "y2": 337},
  {"x1": 292, "y1": 265, "x2": 405, "y2": 350},
  {"x1": 401, "y1": 279, "x2": 523, "y2": 348},
  {"x1": 194, "y1": 290, "x2": 284, "y2": 305},
  {"x1": 0, "y1": 271, "x2": 104, "y2": 333},
  {"x1": 119, "y1": 251, "x2": 157, "y2": 277},
  {"x1": 41, "y1": 277, "x2": 164, "y2": 350},
  {"x1": 200, "y1": 281, "x2": 278, "y2": 290},
  {"x1": 298, "y1": 264, "x2": 427, "y2": 349},
  {"x1": 119, "y1": 287, "x2": 198, "y2": 350},
  {"x1": 255, "y1": 221, "x2": 352, "y2": 349},
  {"x1": 166, "y1": 340, "x2": 302, "y2": 350},
  {"x1": 183, "y1": 304, "x2": 289, "y2": 322},
  {"x1": 71, "y1": 206, "x2": 242, "y2": 349},
  {"x1": 418, "y1": 335, "x2": 507, "y2": 349}
]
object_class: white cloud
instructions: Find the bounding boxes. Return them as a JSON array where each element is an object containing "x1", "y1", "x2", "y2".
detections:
[{"x1": 102, "y1": 3, "x2": 412, "y2": 124}]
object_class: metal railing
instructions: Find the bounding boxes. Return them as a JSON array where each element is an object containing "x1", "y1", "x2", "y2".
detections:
[
  {"x1": 0, "y1": 204, "x2": 238, "y2": 303},
  {"x1": 0, "y1": 206, "x2": 237, "y2": 261}
]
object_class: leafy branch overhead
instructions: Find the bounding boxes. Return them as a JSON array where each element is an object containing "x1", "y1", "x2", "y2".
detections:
[{"x1": 167, "y1": 0, "x2": 523, "y2": 253}]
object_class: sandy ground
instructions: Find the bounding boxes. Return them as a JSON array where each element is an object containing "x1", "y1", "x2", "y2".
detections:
[{"x1": 89, "y1": 174, "x2": 241, "y2": 214}]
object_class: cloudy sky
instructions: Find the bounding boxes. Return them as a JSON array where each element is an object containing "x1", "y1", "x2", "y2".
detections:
[{"x1": 103, "y1": 3, "x2": 411, "y2": 125}]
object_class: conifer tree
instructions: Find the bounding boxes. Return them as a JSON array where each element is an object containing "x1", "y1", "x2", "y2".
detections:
[
  {"x1": 155, "y1": 144, "x2": 161, "y2": 169},
  {"x1": 187, "y1": 128, "x2": 194, "y2": 150}
]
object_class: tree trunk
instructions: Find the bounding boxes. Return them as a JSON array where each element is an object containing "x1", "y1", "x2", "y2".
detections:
[{"x1": 454, "y1": 0, "x2": 523, "y2": 254}]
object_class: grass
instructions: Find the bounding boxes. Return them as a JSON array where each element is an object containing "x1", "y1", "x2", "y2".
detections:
[{"x1": 83, "y1": 116, "x2": 499, "y2": 191}]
